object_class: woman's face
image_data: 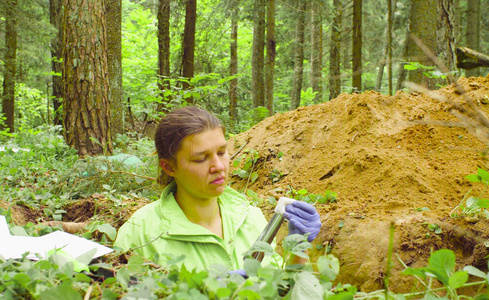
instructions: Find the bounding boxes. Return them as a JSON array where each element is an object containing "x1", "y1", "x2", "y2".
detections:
[{"x1": 169, "y1": 127, "x2": 230, "y2": 202}]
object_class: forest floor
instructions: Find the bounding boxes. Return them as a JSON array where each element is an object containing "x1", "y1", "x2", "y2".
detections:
[
  {"x1": 228, "y1": 76, "x2": 489, "y2": 293},
  {"x1": 4, "y1": 76, "x2": 489, "y2": 294}
]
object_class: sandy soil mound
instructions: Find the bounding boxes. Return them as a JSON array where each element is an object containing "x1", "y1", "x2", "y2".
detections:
[{"x1": 229, "y1": 76, "x2": 489, "y2": 292}]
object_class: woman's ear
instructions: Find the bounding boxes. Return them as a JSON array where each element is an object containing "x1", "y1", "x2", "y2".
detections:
[{"x1": 160, "y1": 158, "x2": 176, "y2": 177}]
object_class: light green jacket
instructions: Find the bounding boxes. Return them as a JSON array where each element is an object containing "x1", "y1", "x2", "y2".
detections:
[{"x1": 114, "y1": 182, "x2": 280, "y2": 271}]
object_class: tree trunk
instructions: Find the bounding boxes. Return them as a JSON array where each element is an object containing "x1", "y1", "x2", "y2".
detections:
[
  {"x1": 387, "y1": 0, "x2": 393, "y2": 95},
  {"x1": 63, "y1": 0, "x2": 113, "y2": 157},
  {"x1": 2, "y1": 0, "x2": 18, "y2": 133},
  {"x1": 311, "y1": 0, "x2": 323, "y2": 103},
  {"x1": 182, "y1": 0, "x2": 196, "y2": 103},
  {"x1": 291, "y1": 0, "x2": 307, "y2": 109},
  {"x1": 229, "y1": 5, "x2": 239, "y2": 127},
  {"x1": 437, "y1": 0, "x2": 456, "y2": 76},
  {"x1": 396, "y1": 24, "x2": 410, "y2": 91},
  {"x1": 375, "y1": 0, "x2": 396, "y2": 94},
  {"x1": 453, "y1": 0, "x2": 461, "y2": 46},
  {"x1": 106, "y1": 0, "x2": 123, "y2": 137},
  {"x1": 265, "y1": 0, "x2": 276, "y2": 115},
  {"x1": 251, "y1": 0, "x2": 265, "y2": 110},
  {"x1": 158, "y1": 0, "x2": 171, "y2": 111},
  {"x1": 352, "y1": 0, "x2": 362, "y2": 92},
  {"x1": 49, "y1": 0, "x2": 63, "y2": 126},
  {"x1": 466, "y1": 0, "x2": 480, "y2": 77},
  {"x1": 329, "y1": 0, "x2": 342, "y2": 101},
  {"x1": 406, "y1": 0, "x2": 437, "y2": 88}
]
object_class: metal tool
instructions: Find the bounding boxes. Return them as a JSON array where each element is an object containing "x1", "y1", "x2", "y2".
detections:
[{"x1": 249, "y1": 197, "x2": 296, "y2": 262}]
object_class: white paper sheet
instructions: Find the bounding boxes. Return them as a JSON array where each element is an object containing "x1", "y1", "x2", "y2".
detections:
[{"x1": 0, "y1": 215, "x2": 113, "y2": 261}]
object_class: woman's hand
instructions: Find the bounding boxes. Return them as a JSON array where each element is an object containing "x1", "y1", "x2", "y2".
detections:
[{"x1": 283, "y1": 200, "x2": 322, "y2": 242}]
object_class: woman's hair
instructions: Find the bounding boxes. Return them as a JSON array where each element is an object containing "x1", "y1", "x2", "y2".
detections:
[{"x1": 154, "y1": 106, "x2": 225, "y2": 185}]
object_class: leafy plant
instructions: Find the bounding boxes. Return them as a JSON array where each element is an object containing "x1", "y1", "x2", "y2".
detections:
[
  {"x1": 232, "y1": 149, "x2": 261, "y2": 192},
  {"x1": 451, "y1": 168, "x2": 489, "y2": 218},
  {"x1": 286, "y1": 185, "x2": 338, "y2": 204}
]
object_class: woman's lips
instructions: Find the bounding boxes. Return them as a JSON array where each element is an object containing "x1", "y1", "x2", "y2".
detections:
[{"x1": 211, "y1": 177, "x2": 225, "y2": 185}]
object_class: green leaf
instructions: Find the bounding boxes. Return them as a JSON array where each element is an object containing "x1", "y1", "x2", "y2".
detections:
[
  {"x1": 317, "y1": 254, "x2": 340, "y2": 282},
  {"x1": 477, "y1": 168, "x2": 489, "y2": 183},
  {"x1": 427, "y1": 249, "x2": 456, "y2": 285},
  {"x1": 297, "y1": 189, "x2": 308, "y2": 195},
  {"x1": 238, "y1": 289, "x2": 261, "y2": 300},
  {"x1": 402, "y1": 267, "x2": 428, "y2": 278},
  {"x1": 217, "y1": 288, "x2": 232, "y2": 298},
  {"x1": 463, "y1": 265, "x2": 488, "y2": 279},
  {"x1": 243, "y1": 258, "x2": 261, "y2": 277},
  {"x1": 476, "y1": 198, "x2": 489, "y2": 209},
  {"x1": 127, "y1": 255, "x2": 144, "y2": 273},
  {"x1": 95, "y1": 223, "x2": 117, "y2": 241},
  {"x1": 466, "y1": 174, "x2": 482, "y2": 182},
  {"x1": 13, "y1": 273, "x2": 30, "y2": 287},
  {"x1": 448, "y1": 270, "x2": 468, "y2": 289},
  {"x1": 403, "y1": 63, "x2": 418, "y2": 70},
  {"x1": 291, "y1": 272, "x2": 324, "y2": 299},
  {"x1": 40, "y1": 281, "x2": 82, "y2": 300},
  {"x1": 101, "y1": 288, "x2": 119, "y2": 300},
  {"x1": 251, "y1": 172, "x2": 258, "y2": 183},
  {"x1": 237, "y1": 169, "x2": 249, "y2": 179}
]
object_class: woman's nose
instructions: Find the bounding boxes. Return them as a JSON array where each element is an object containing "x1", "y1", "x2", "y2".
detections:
[{"x1": 210, "y1": 155, "x2": 225, "y2": 173}]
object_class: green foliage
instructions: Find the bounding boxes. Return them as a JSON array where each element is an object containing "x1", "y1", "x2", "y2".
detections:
[
  {"x1": 232, "y1": 149, "x2": 261, "y2": 193},
  {"x1": 0, "y1": 125, "x2": 160, "y2": 223},
  {"x1": 451, "y1": 168, "x2": 489, "y2": 219},
  {"x1": 15, "y1": 84, "x2": 49, "y2": 129},
  {"x1": 402, "y1": 249, "x2": 472, "y2": 298},
  {"x1": 403, "y1": 62, "x2": 451, "y2": 83},
  {"x1": 286, "y1": 185, "x2": 338, "y2": 204}
]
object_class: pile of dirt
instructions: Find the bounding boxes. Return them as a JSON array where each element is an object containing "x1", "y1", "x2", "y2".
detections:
[{"x1": 229, "y1": 76, "x2": 489, "y2": 293}]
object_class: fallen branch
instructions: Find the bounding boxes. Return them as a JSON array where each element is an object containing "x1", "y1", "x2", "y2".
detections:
[{"x1": 456, "y1": 47, "x2": 489, "y2": 70}]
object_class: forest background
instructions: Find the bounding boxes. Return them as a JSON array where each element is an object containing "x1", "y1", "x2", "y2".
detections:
[{"x1": 0, "y1": 0, "x2": 488, "y2": 154}]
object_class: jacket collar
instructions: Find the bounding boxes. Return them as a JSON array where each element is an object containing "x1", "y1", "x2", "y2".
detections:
[{"x1": 158, "y1": 182, "x2": 250, "y2": 241}]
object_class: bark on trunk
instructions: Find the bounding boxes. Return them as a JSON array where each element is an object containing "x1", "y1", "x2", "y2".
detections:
[
  {"x1": 63, "y1": 0, "x2": 113, "y2": 156},
  {"x1": 329, "y1": 0, "x2": 342, "y2": 100},
  {"x1": 265, "y1": 0, "x2": 276, "y2": 114},
  {"x1": 437, "y1": 0, "x2": 456, "y2": 76},
  {"x1": 106, "y1": 0, "x2": 123, "y2": 137},
  {"x1": 352, "y1": 0, "x2": 362, "y2": 92},
  {"x1": 406, "y1": 0, "x2": 437, "y2": 88},
  {"x1": 229, "y1": 6, "x2": 239, "y2": 126},
  {"x1": 2, "y1": 0, "x2": 18, "y2": 133},
  {"x1": 466, "y1": 0, "x2": 480, "y2": 77},
  {"x1": 158, "y1": 0, "x2": 171, "y2": 111},
  {"x1": 182, "y1": 0, "x2": 196, "y2": 103},
  {"x1": 49, "y1": 0, "x2": 63, "y2": 126},
  {"x1": 291, "y1": 0, "x2": 307, "y2": 109},
  {"x1": 375, "y1": 0, "x2": 396, "y2": 94},
  {"x1": 311, "y1": 0, "x2": 323, "y2": 102},
  {"x1": 251, "y1": 0, "x2": 265, "y2": 110}
]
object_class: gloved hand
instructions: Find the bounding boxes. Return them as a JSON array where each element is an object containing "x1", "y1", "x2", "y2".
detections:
[
  {"x1": 229, "y1": 269, "x2": 248, "y2": 278},
  {"x1": 283, "y1": 200, "x2": 322, "y2": 243}
]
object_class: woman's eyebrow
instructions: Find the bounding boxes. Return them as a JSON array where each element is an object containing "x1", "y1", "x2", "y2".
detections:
[{"x1": 191, "y1": 143, "x2": 227, "y2": 156}]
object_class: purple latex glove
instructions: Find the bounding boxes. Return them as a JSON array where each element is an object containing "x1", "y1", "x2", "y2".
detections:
[
  {"x1": 229, "y1": 269, "x2": 248, "y2": 278},
  {"x1": 283, "y1": 200, "x2": 322, "y2": 243}
]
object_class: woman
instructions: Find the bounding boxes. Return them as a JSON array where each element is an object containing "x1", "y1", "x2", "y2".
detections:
[{"x1": 114, "y1": 106, "x2": 321, "y2": 272}]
